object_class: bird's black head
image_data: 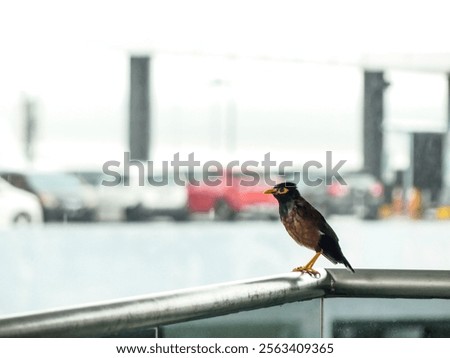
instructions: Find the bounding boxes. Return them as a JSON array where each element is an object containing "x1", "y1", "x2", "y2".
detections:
[{"x1": 263, "y1": 182, "x2": 300, "y2": 202}]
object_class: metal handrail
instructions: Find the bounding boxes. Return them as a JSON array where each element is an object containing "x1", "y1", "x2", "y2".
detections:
[{"x1": 0, "y1": 269, "x2": 449, "y2": 337}]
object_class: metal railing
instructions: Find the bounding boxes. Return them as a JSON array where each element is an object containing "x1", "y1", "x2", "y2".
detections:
[{"x1": 0, "y1": 269, "x2": 449, "y2": 337}]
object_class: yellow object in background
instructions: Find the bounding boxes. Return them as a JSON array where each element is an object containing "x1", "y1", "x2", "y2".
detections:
[
  {"x1": 408, "y1": 187, "x2": 422, "y2": 219},
  {"x1": 436, "y1": 206, "x2": 450, "y2": 220},
  {"x1": 378, "y1": 204, "x2": 393, "y2": 219}
]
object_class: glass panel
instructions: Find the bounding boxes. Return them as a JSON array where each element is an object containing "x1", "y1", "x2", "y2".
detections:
[
  {"x1": 163, "y1": 300, "x2": 321, "y2": 338},
  {"x1": 324, "y1": 298, "x2": 450, "y2": 338}
]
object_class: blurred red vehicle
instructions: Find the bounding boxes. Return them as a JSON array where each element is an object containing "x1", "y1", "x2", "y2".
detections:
[{"x1": 187, "y1": 171, "x2": 278, "y2": 220}]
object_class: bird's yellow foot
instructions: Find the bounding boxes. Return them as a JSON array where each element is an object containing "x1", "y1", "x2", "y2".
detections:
[{"x1": 292, "y1": 266, "x2": 321, "y2": 278}]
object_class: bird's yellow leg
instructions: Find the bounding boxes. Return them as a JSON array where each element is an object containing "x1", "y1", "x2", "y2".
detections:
[{"x1": 292, "y1": 251, "x2": 322, "y2": 276}]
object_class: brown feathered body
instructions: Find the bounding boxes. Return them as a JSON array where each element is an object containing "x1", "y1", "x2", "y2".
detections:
[{"x1": 281, "y1": 198, "x2": 323, "y2": 251}]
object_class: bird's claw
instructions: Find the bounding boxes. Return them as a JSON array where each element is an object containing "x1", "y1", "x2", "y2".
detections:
[{"x1": 292, "y1": 266, "x2": 321, "y2": 278}]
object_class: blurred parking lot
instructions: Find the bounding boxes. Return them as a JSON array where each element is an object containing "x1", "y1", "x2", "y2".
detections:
[{"x1": 1, "y1": 167, "x2": 444, "y2": 227}]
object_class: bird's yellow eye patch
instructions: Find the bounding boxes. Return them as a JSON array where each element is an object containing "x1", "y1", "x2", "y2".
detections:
[{"x1": 278, "y1": 187, "x2": 289, "y2": 195}]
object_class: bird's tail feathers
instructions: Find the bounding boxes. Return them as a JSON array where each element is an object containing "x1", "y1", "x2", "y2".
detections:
[{"x1": 342, "y1": 256, "x2": 355, "y2": 273}]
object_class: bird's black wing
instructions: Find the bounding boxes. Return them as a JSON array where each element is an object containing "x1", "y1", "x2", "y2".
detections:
[
  {"x1": 317, "y1": 212, "x2": 355, "y2": 272},
  {"x1": 314, "y1": 211, "x2": 340, "y2": 264},
  {"x1": 317, "y1": 213, "x2": 340, "y2": 243}
]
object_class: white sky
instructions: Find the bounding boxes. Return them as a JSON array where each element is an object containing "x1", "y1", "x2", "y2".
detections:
[{"x1": 1, "y1": 0, "x2": 449, "y2": 171}]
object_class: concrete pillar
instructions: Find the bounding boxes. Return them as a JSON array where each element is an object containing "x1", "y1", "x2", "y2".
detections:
[
  {"x1": 129, "y1": 56, "x2": 151, "y2": 161},
  {"x1": 363, "y1": 71, "x2": 388, "y2": 180}
]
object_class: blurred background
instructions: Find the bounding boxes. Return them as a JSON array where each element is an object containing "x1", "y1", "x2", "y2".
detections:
[{"x1": 1, "y1": 0, "x2": 450, "y2": 337}]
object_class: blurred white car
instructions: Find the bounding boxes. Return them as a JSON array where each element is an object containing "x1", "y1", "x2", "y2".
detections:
[
  {"x1": 0, "y1": 177, "x2": 43, "y2": 226},
  {"x1": 72, "y1": 170, "x2": 138, "y2": 221},
  {"x1": 125, "y1": 174, "x2": 190, "y2": 221},
  {"x1": 1, "y1": 171, "x2": 99, "y2": 222},
  {"x1": 73, "y1": 169, "x2": 189, "y2": 221}
]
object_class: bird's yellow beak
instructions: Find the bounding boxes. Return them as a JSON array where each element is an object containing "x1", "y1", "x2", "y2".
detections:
[{"x1": 264, "y1": 188, "x2": 277, "y2": 194}]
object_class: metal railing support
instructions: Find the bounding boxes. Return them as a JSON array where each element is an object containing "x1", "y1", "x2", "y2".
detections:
[
  {"x1": 327, "y1": 269, "x2": 450, "y2": 298},
  {"x1": 0, "y1": 269, "x2": 449, "y2": 337}
]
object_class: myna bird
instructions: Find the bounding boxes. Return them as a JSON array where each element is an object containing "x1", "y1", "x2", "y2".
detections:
[{"x1": 264, "y1": 182, "x2": 354, "y2": 276}]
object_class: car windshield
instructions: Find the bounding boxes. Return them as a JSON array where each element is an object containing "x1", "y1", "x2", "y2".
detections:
[
  {"x1": 28, "y1": 173, "x2": 82, "y2": 191},
  {"x1": 76, "y1": 172, "x2": 103, "y2": 186}
]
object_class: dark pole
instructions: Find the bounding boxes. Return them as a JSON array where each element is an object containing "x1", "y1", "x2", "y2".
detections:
[
  {"x1": 24, "y1": 98, "x2": 37, "y2": 162},
  {"x1": 129, "y1": 56, "x2": 150, "y2": 161},
  {"x1": 363, "y1": 70, "x2": 388, "y2": 180},
  {"x1": 448, "y1": 73, "x2": 450, "y2": 129},
  {"x1": 445, "y1": 73, "x2": 450, "y2": 186}
]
